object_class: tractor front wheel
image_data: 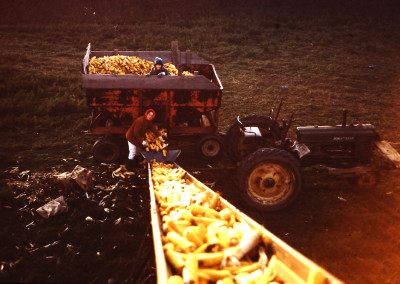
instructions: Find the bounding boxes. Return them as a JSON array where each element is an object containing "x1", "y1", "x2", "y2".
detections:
[{"x1": 238, "y1": 147, "x2": 302, "y2": 211}]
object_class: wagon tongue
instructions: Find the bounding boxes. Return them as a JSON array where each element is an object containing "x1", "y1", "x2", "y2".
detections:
[{"x1": 140, "y1": 149, "x2": 181, "y2": 163}]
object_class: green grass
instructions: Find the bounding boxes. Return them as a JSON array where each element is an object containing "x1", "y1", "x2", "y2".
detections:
[{"x1": 1, "y1": 0, "x2": 400, "y2": 165}]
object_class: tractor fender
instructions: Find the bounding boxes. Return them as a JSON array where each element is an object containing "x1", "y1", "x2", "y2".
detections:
[{"x1": 226, "y1": 114, "x2": 283, "y2": 162}]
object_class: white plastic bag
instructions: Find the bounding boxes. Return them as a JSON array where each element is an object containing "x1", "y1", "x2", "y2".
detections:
[{"x1": 36, "y1": 196, "x2": 68, "y2": 219}]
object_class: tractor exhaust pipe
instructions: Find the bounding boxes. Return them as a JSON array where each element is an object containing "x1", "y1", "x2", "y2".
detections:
[{"x1": 342, "y1": 109, "x2": 348, "y2": 127}]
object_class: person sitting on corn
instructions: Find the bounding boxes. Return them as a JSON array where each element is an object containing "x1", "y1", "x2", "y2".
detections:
[
  {"x1": 146, "y1": 57, "x2": 170, "y2": 77},
  {"x1": 125, "y1": 109, "x2": 161, "y2": 169}
]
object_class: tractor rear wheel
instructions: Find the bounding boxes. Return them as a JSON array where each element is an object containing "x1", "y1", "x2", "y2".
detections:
[
  {"x1": 238, "y1": 147, "x2": 301, "y2": 211},
  {"x1": 226, "y1": 115, "x2": 281, "y2": 162},
  {"x1": 196, "y1": 133, "x2": 224, "y2": 160},
  {"x1": 93, "y1": 137, "x2": 121, "y2": 164}
]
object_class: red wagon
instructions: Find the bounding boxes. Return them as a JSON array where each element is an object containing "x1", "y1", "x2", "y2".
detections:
[{"x1": 82, "y1": 42, "x2": 223, "y2": 163}]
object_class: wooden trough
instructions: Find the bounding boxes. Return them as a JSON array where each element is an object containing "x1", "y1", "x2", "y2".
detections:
[{"x1": 147, "y1": 162, "x2": 344, "y2": 284}]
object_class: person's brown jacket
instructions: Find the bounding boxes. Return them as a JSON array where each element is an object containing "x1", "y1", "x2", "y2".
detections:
[{"x1": 125, "y1": 115, "x2": 159, "y2": 147}]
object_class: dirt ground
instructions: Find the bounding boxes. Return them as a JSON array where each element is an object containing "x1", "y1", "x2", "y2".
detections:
[
  {"x1": 0, "y1": 161, "x2": 157, "y2": 283},
  {"x1": 194, "y1": 165, "x2": 400, "y2": 284},
  {"x1": 2, "y1": 136, "x2": 400, "y2": 284}
]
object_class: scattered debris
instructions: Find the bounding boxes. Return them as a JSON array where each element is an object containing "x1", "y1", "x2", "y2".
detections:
[
  {"x1": 36, "y1": 196, "x2": 68, "y2": 219},
  {"x1": 54, "y1": 165, "x2": 93, "y2": 191},
  {"x1": 18, "y1": 170, "x2": 31, "y2": 179},
  {"x1": 112, "y1": 165, "x2": 136, "y2": 179},
  {"x1": 9, "y1": 167, "x2": 19, "y2": 174},
  {"x1": 85, "y1": 216, "x2": 95, "y2": 222},
  {"x1": 2, "y1": 162, "x2": 154, "y2": 282},
  {"x1": 71, "y1": 165, "x2": 93, "y2": 191},
  {"x1": 54, "y1": 172, "x2": 75, "y2": 191}
]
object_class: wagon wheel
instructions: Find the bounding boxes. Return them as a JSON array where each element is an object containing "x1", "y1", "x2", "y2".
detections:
[
  {"x1": 226, "y1": 115, "x2": 282, "y2": 162},
  {"x1": 238, "y1": 147, "x2": 301, "y2": 211},
  {"x1": 93, "y1": 137, "x2": 121, "y2": 164},
  {"x1": 196, "y1": 133, "x2": 224, "y2": 160}
]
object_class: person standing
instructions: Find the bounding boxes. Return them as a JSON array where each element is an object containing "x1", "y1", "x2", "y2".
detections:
[{"x1": 125, "y1": 109, "x2": 160, "y2": 169}]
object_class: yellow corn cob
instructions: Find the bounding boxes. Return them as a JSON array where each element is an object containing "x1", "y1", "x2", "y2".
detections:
[
  {"x1": 209, "y1": 192, "x2": 220, "y2": 210},
  {"x1": 165, "y1": 249, "x2": 185, "y2": 274},
  {"x1": 216, "y1": 278, "x2": 235, "y2": 284},
  {"x1": 190, "y1": 204, "x2": 220, "y2": 219},
  {"x1": 164, "y1": 242, "x2": 175, "y2": 251},
  {"x1": 198, "y1": 269, "x2": 231, "y2": 282},
  {"x1": 184, "y1": 227, "x2": 204, "y2": 247},
  {"x1": 168, "y1": 275, "x2": 184, "y2": 284},
  {"x1": 196, "y1": 252, "x2": 224, "y2": 267},
  {"x1": 144, "y1": 129, "x2": 168, "y2": 153},
  {"x1": 196, "y1": 223, "x2": 207, "y2": 243},
  {"x1": 215, "y1": 225, "x2": 231, "y2": 248},
  {"x1": 226, "y1": 262, "x2": 260, "y2": 275},
  {"x1": 205, "y1": 224, "x2": 221, "y2": 246},
  {"x1": 185, "y1": 253, "x2": 198, "y2": 284},
  {"x1": 190, "y1": 216, "x2": 226, "y2": 227},
  {"x1": 166, "y1": 218, "x2": 184, "y2": 236},
  {"x1": 167, "y1": 232, "x2": 196, "y2": 253},
  {"x1": 194, "y1": 241, "x2": 211, "y2": 252}
]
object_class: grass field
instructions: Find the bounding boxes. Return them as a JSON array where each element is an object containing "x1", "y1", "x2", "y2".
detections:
[
  {"x1": 1, "y1": 0, "x2": 400, "y2": 166},
  {"x1": 1, "y1": 0, "x2": 400, "y2": 282}
]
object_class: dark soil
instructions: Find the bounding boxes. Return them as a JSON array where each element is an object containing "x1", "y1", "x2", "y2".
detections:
[
  {"x1": 201, "y1": 165, "x2": 400, "y2": 284},
  {"x1": 0, "y1": 161, "x2": 157, "y2": 283},
  {"x1": 1, "y1": 137, "x2": 400, "y2": 284}
]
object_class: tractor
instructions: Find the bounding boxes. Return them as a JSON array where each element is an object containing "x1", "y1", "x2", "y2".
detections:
[{"x1": 225, "y1": 104, "x2": 398, "y2": 211}]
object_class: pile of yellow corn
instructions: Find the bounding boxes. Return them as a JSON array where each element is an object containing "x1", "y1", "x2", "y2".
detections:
[
  {"x1": 88, "y1": 55, "x2": 193, "y2": 76},
  {"x1": 151, "y1": 162, "x2": 280, "y2": 284},
  {"x1": 164, "y1": 63, "x2": 193, "y2": 76},
  {"x1": 88, "y1": 55, "x2": 152, "y2": 75},
  {"x1": 145, "y1": 129, "x2": 168, "y2": 157}
]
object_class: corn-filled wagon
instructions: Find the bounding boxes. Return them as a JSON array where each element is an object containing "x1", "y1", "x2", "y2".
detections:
[{"x1": 82, "y1": 41, "x2": 223, "y2": 163}]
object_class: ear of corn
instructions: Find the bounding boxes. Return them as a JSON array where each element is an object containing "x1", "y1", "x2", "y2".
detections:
[
  {"x1": 167, "y1": 275, "x2": 184, "y2": 284},
  {"x1": 165, "y1": 248, "x2": 185, "y2": 274},
  {"x1": 145, "y1": 130, "x2": 168, "y2": 156},
  {"x1": 185, "y1": 253, "x2": 198, "y2": 284}
]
